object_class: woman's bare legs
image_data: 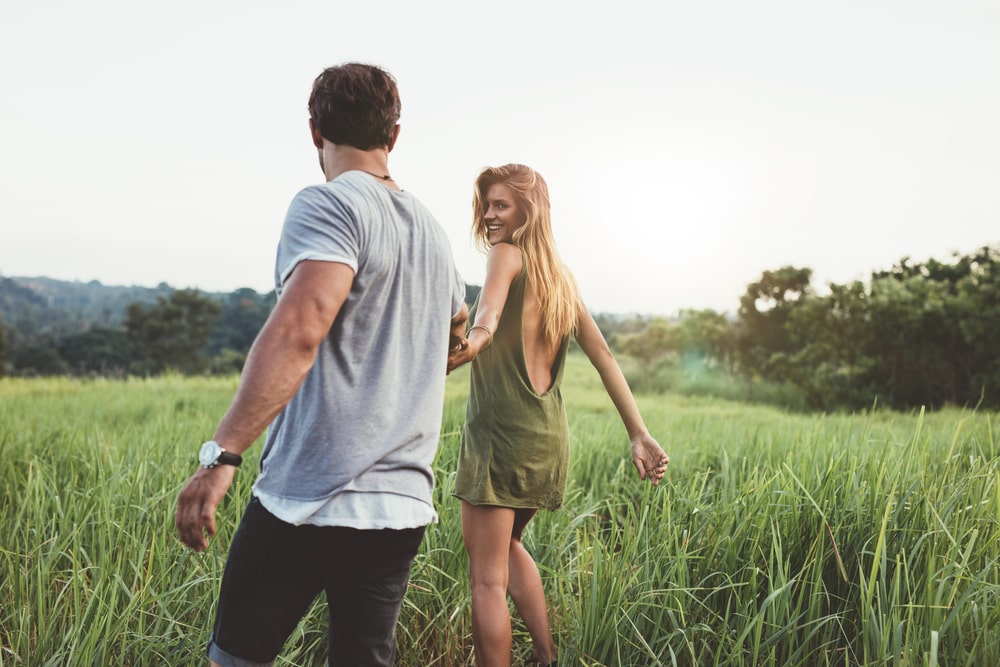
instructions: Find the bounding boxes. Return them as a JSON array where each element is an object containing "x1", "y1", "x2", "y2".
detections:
[
  {"x1": 462, "y1": 502, "x2": 516, "y2": 667},
  {"x1": 508, "y1": 508, "x2": 558, "y2": 664},
  {"x1": 462, "y1": 502, "x2": 558, "y2": 666}
]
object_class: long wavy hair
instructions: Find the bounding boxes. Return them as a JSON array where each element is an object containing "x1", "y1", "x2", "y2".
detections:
[{"x1": 472, "y1": 164, "x2": 581, "y2": 348}]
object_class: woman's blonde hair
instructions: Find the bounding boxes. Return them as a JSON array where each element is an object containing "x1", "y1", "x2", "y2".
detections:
[{"x1": 472, "y1": 164, "x2": 581, "y2": 348}]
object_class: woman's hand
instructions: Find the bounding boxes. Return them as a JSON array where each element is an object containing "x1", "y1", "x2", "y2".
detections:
[{"x1": 630, "y1": 432, "x2": 669, "y2": 486}]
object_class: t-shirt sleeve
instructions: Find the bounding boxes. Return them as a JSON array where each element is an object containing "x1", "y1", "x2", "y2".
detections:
[
  {"x1": 275, "y1": 185, "x2": 360, "y2": 290},
  {"x1": 452, "y1": 265, "x2": 466, "y2": 317}
]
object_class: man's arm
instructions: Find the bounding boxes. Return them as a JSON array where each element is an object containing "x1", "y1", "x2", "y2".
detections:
[
  {"x1": 449, "y1": 302, "x2": 469, "y2": 356},
  {"x1": 175, "y1": 260, "x2": 353, "y2": 551}
]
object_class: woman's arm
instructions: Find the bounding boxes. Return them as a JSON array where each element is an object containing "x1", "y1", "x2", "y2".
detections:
[
  {"x1": 574, "y1": 306, "x2": 670, "y2": 485},
  {"x1": 447, "y1": 243, "x2": 522, "y2": 373}
]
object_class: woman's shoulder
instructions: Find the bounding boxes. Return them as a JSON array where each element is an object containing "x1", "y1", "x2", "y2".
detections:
[
  {"x1": 488, "y1": 242, "x2": 522, "y2": 259},
  {"x1": 486, "y1": 243, "x2": 524, "y2": 274}
]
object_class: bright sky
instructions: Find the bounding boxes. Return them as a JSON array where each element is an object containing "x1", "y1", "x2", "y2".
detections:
[{"x1": 2, "y1": 0, "x2": 998, "y2": 315}]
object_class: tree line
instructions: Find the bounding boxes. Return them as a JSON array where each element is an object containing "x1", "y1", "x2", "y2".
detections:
[
  {"x1": 613, "y1": 245, "x2": 1000, "y2": 411},
  {"x1": 0, "y1": 282, "x2": 481, "y2": 379},
  {"x1": 0, "y1": 286, "x2": 276, "y2": 377},
  {"x1": 2, "y1": 246, "x2": 998, "y2": 412}
]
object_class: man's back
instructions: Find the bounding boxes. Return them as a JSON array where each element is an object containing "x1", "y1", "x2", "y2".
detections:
[
  {"x1": 257, "y1": 171, "x2": 465, "y2": 504},
  {"x1": 176, "y1": 63, "x2": 468, "y2": 667}
]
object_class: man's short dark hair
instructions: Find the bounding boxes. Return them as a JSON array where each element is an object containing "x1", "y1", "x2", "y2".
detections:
[{"x1": 308, "y1": 63, "x2": 401, "y2": 150}]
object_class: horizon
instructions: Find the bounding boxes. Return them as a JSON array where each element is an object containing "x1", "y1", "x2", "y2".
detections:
[{"x1": 7, "y1": 237, "x2": 999, "y2": 319}]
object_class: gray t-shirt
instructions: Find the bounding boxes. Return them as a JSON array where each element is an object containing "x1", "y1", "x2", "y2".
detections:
[{"x1": 252, "y1": 171, "x2": 465, "y2": 510}]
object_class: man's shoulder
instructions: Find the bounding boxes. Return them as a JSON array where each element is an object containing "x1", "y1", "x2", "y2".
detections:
[
  {"x1": 286, "y1": 183, "x2": 332, "y2": 213},
  {"x1": 296, "y1": 173, "x2": 400, "y2": 208},
  {"x1": 287, "y1": 180, "x2": 363, "y2": 221},
  {"x1": 293, "y1": 181, "x2": 340, "y2": 202}
]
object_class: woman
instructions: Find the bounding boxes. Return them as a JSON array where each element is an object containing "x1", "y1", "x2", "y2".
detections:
[{"x1": 447, "y1": 164, "x2": 669, "y2": 666}]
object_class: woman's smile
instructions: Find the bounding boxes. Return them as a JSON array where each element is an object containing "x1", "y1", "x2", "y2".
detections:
[{"x1": 484, "y1": 183, "x2": 525, "y2": 245}]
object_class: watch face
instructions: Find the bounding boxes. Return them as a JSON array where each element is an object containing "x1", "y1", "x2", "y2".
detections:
[{"x1": 199, "y1": 441, "x2": 222, "y2": 467}]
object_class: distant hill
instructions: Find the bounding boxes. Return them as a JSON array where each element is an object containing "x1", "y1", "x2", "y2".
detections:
[
  {"x1": 0, "y1": 275, "x2": 478, "y2": 344},
  {"x1": 0, "y1": 276, "x2": 268, "y2": 340}
]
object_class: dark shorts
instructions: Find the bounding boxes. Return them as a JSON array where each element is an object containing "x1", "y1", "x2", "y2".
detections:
[{"x1": 207, "y1": 497, "x2": 426, "y2": 667}]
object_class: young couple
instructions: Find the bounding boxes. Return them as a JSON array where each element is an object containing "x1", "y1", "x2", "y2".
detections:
[{"x1": 175, "y1": 62, "x2": 668, "y2": 667}]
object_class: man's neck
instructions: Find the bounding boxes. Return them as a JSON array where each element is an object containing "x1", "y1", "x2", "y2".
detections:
[{"x1": 320, "y1": 144, "x2": 399, "y2": 190}]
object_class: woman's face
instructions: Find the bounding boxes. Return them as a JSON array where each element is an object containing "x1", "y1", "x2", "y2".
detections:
[{"x1": 483, "y1": 183, "x2": 526, "y2": 246}]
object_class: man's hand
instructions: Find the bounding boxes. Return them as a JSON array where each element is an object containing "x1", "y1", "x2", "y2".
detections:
[
  {"x1": 175, "y1": 465, "x2": 236, "y2": 551},
  {"x1": 447, "y1": 337, "x2": 474, "y2": 374}
]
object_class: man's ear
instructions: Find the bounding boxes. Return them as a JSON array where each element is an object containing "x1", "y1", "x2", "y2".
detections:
[
  {"x1": 309, "y1": 118, "x2": 324, "y2": 149},
  {"x1": 387, "y1": 124, "x2": 401, "y2": 153}
]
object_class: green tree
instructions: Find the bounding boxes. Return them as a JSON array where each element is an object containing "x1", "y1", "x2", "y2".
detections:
[
  {"x1": 59, "y1": 327, "x2": 132, "y2": 376},
  {"x1": 785, "y1": 281, "x2": 877, "y2": 409},
  {"x1": 614, "y1": 318, "x2": 680, "y2": 365},
  {"x1": 953, "y1": 246, "x2": 1000, "y2": 405},
  {"x1": 125, "y1": 289, "x2": 221, "y2": 374},
  {"x1": 864, "y1": 247, "x2": 1000, "y2": 408},
  {"x1": 740, "y1": 247, "x2": 1000, "y2": 411},
  {"x1": 205, "y1": 288, "x2": 275, "y2": 358},
  {"x1": 11, "y1": 336, "x2": 68, "y2": 376},
  {"x1": 675, "y1": 308, "x2": 733, "y2": 369},
  {"x1": 735, "y1": 266, "x2": 813, "y2": 381}
]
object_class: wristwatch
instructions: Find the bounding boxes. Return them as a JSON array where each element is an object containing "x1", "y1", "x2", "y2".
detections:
[{"x1": 198, "y1": 440, "x2": 242, "y2": 469}]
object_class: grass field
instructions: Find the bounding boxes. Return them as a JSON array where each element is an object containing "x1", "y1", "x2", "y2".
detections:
[{"x1": 2, "y1": 355, "x2": 998, "y2": 666}]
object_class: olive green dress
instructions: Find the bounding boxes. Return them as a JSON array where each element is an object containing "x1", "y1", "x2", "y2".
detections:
[{"x1": 453, "y1": 260, "x2": 570, "y2": 510}]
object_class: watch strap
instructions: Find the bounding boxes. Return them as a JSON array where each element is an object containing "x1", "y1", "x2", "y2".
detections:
[
  {"x1": 216, "y1": 450, "x2": 242, "y2": 467},
  {"x1": 200, "y1": 440, "x2": 243, "y2": 468}
]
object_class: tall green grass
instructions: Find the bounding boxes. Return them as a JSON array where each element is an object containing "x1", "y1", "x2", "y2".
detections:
[{"x1": 1, "y1": 360, "x2": 998, "y2": 665}]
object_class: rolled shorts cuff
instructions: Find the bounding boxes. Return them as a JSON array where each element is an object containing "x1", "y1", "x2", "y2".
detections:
[{"x1": 208, "y1": 639, "x2": 275, "y2": 667}]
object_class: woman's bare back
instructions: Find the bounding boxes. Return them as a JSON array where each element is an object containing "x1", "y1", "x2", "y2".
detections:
[{"x1": 522, "y1": 282, "x2": 561, "y2": 395}]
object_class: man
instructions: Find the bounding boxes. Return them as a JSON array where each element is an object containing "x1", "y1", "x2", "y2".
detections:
[{"x1": 175, "y1": 62, "x2": 468, "y2": 667}]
